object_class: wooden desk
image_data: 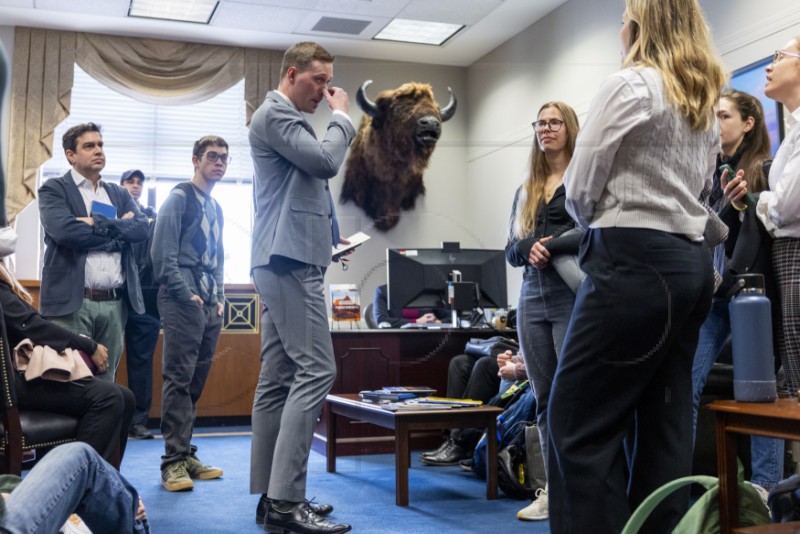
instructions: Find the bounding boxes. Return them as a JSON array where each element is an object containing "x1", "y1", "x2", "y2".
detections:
[
  {"x1": 325, "y1": 394, "x2": 504, "y2": 506},
  {"x1": 708, "y1": 399, "x2": 800, "y2": 534}
]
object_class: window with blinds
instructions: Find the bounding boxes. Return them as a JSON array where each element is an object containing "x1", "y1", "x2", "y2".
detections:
[{"x1": 40, "y1": 65, "x2": 255, "y2": 283}]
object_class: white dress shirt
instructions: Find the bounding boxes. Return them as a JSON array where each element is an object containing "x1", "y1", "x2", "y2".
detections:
[
  {"x1": 757, "y1": 107, "x2": 800, "y2": 238},
  {"x1": 563, "y1": 66, "x2": 718, "y2": 241},
  {"x1": 70, "y1": 169, "x2": 124, "y2": 290}
]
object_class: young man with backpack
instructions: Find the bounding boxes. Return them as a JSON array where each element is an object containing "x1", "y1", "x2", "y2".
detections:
[{"x1": 151, "y1": 136, "x2": 227, "y2": 492}]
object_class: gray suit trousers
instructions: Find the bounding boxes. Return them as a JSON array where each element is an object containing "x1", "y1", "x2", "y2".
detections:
[{"x1": 250, "y1": 257, "x2": 336, "y2": 501}]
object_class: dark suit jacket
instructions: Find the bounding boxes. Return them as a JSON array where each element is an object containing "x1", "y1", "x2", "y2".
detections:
[{"x1": 38, "y1": 171, "x2": 148, "y2": 316}]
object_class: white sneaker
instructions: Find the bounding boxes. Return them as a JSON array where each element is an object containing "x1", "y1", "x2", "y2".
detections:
[{"x1": 517, "y1": 484, "x2": 549, "y2": 521}]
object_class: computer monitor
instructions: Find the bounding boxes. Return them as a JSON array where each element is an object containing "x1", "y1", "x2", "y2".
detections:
[{"x1": 386, "y1": 246, "x2": 507, "y2": 316}]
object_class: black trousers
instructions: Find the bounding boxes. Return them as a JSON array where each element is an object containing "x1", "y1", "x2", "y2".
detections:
[
  {"x1": 547, "y1": 228, "x2": 713, "y2": 534},
  {"x1": 15, "y1": 375, "x2": 135, "y2": 466},
  {"x1": 124, "y1": 310, "x2": 160, "y2": 426},
  {"x1": 447, "y1": 353, "x2": 500, "y2": 402},
  {"x1": 446, "y1": 354, "x2": 500, "y2": 449}
]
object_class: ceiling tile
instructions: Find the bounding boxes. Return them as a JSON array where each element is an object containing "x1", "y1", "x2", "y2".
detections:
[
  {"x1": 311, "y1": 0, "x2": 408, "y2": 18},
  {"x1": 35, "y1": 0, "x2": 129, "y2": 17},
  {"x1": 213, "y1": 2, "x2": 307, "y2": 32},
  {"x1": 398, "y1": 0, "x2": 502, "y2": 25}
]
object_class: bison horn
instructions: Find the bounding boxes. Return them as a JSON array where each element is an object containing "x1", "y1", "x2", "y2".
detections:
[
  {"x1": 440, "y1": 87, "x2": 457, "y2": 122},
  {"x1": 356, "y1": 80, "x2": 383, "y2": 119}
]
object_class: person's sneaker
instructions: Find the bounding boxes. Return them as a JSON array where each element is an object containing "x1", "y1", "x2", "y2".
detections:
[
  {"x1": 184, "y1": 454, "x2": 223, "y2": 480},
  {"x1": 161, "y1": 460, "x2": 194, "y2": 492},
  {"x1": 517, "y1": 485, "x2": 549, "y2": 521}
]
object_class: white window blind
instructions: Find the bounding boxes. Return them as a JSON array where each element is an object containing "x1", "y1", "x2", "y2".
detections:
[{"x1": 41, "y1": 65, "x2": 254, "y2": 283}]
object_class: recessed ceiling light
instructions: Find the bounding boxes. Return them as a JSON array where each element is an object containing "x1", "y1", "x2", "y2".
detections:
[
  {"x1": 374, "y1": 18, "x2": 463, "y2": 46},
  {"x1": 128, "y1": 0, "x2": 219, "y2": 24}
]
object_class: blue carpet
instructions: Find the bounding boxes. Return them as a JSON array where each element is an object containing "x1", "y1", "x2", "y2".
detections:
[{"x1": 121, "y1": 429, "x2": 551, "y2": 533}]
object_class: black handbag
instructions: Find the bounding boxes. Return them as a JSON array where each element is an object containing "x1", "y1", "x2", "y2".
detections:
[{"x1": 464, "y1": 336, "x2": 519, "y2": 358}]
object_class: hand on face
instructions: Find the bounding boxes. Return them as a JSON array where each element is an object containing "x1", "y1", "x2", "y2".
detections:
[{"x1": 325, "y1": 87, "x2": 350, "y2": 113}]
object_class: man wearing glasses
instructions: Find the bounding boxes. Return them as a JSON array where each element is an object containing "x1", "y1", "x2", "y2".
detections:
[{"x1": 150, "y1": 136, "x2": 227, "y2": 492}]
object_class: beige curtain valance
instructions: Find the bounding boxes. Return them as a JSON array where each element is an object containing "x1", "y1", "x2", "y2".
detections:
[
  {"x1": 7, "y1": 27, "x2": 279, "y2": 224},
  {"x1": 76, "y1": 33, "x2": 245, "y2": 106}
]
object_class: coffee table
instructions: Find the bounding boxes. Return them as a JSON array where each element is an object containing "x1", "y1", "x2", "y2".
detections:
[
  {"x1": 708, "y1": 398, "x2": 800, "y2": 533},
  {"x1": 325, "y1": 393, "x2": 505, "y2": 506}
]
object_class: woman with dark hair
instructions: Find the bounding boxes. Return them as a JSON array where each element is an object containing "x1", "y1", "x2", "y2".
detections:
[
  {"x1": 505, "y1": 101, "x2": 580, "y2": 522},
  {"x1": 691, "y1": 89, "x2": 783, "y2": 495},
  {"x1": 547, "y1": 0, "x2": 726, "y2": 531},
  {"x1": 0, "y1": 227, "x2": 134, "y2": 466}
]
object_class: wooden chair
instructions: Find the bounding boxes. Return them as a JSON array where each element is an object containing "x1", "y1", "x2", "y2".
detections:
[{"x1": 0, "y1": 311, "x2": 79, "y2": 475}]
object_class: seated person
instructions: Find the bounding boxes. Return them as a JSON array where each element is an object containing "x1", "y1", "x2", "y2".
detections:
[
  {"x1": 421, "y1": 350, "x2": 526, "y2": 465},
  {"x1": 0, "y1": 227, "x2": 134, "y2": 466},
  {"x1": 372, "y1": 284, "x2": 450, "y2": 328},
  {"x1": 0, "y1": 441, "x2": 148, "y2": 533}
]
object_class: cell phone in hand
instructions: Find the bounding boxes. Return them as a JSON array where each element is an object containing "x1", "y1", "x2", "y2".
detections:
[{"x1": 719, "y1": 164, "x2": 756, "y2": 207}]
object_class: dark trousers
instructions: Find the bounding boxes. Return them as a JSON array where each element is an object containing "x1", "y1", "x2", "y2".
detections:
[
  {"x1": 158, "y1": 291, "x2": 222, "y2": 467},
  {"x1": 446, "y1": 354, "x2": 500, "y2": 449},
  {"x1": 15, "y1": 375, "x2": 135, "y2": 466},
  {"x1": 124, "y1": 310, "x2": 160, "y2": 426},
  {"x1": 447, "y1": 353, "x2": 500, "y2": 402},
  {"x1": 547, "y1": 228, "x2": 713, "y2": 534}
]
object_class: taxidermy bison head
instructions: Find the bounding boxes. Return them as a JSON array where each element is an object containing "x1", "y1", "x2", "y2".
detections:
[{"x1": 340, "y1": 80, "x2": 457, "y2": 231}]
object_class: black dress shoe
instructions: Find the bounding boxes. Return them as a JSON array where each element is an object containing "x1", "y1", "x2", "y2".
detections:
[
  {"x1": 420, "y1": 438, "x2": 451, "y2": 458},
  {"x1": 257, "y1": 497, "x2": 334, "y2": 525},
  {"x1": 420, "y1": 440, "x2": 469, "y2": 466},
  {"x1": 265, "y1": 501, "x2": 351, "y2": 534},
  {"x1": 128, "y1": 424, "x2": 154, "y2": 440}
]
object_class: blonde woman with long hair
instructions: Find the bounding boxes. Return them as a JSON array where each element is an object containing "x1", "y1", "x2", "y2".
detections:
[
  {"x1": 547, "y1": 0, "x2": 726, "y2": 532},
  {"x1": 504, "y1": 101, "x2": 579, "y2": 522}
]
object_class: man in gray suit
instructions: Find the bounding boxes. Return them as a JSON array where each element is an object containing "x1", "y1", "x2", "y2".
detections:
[{"x1": 249, "y1": 42, "x2": 355, "y2": 534}]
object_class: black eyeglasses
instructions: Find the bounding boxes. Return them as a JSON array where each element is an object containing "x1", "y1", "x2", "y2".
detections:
[
  {"x1": 205, "y1": 152, "x2": 231, "y2": 164},
  {"x1": 773, "y1": 49, "x2": 800, "y2": 65},
  {"x1": 532, "y1": 119, "x2": 565, "y2": 133}
]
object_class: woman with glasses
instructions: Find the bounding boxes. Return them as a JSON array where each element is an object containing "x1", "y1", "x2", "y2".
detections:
[
  {"x1": 546, "y1": 0, "x2": 726, "y2": 531},
  {"x1": 747, "y1": 39, "x2": 800, "y2": 399},
  {"x1": 504, "y1": 101, "x2": 580, "y2": 522}
]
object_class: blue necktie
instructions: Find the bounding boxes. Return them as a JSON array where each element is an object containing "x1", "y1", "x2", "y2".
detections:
[{"x1": 328, "y1": 188, "x2": 340, "y2": 246}]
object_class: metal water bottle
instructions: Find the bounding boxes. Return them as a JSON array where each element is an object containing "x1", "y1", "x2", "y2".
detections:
[{"x1": 728, "y1": 274, "x2": 777, "y2": 403}]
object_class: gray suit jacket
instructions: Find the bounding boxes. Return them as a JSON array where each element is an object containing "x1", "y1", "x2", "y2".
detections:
[
  {"x1": 249, "y1": 91, "x2": 356, "y2": 269},
  {"x1": 38, "y1": 172, "x2": 148, "y2": 316}
]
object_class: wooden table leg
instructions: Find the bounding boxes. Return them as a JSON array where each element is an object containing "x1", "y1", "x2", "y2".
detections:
[
  {"x1": 716, "y1": 412, "x2": 738, "y2": 534},
  {"x1": 326, "y1": 404, "x2": 337, "y2": 473},
  {"x1": 486, "y1": 414, "x2": 498, "y2": 500},
  {"x1": 395, "y1": 420, "x2": 410, "y2": 506}
]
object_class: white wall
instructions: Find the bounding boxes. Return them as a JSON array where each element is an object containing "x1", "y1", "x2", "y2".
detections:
[
  {"x1": 322, "y1": 56, "x2": 469, "y2": 315},
  {"x1": 465, "y1": 0, "x2": 800, "y2": 305}
]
